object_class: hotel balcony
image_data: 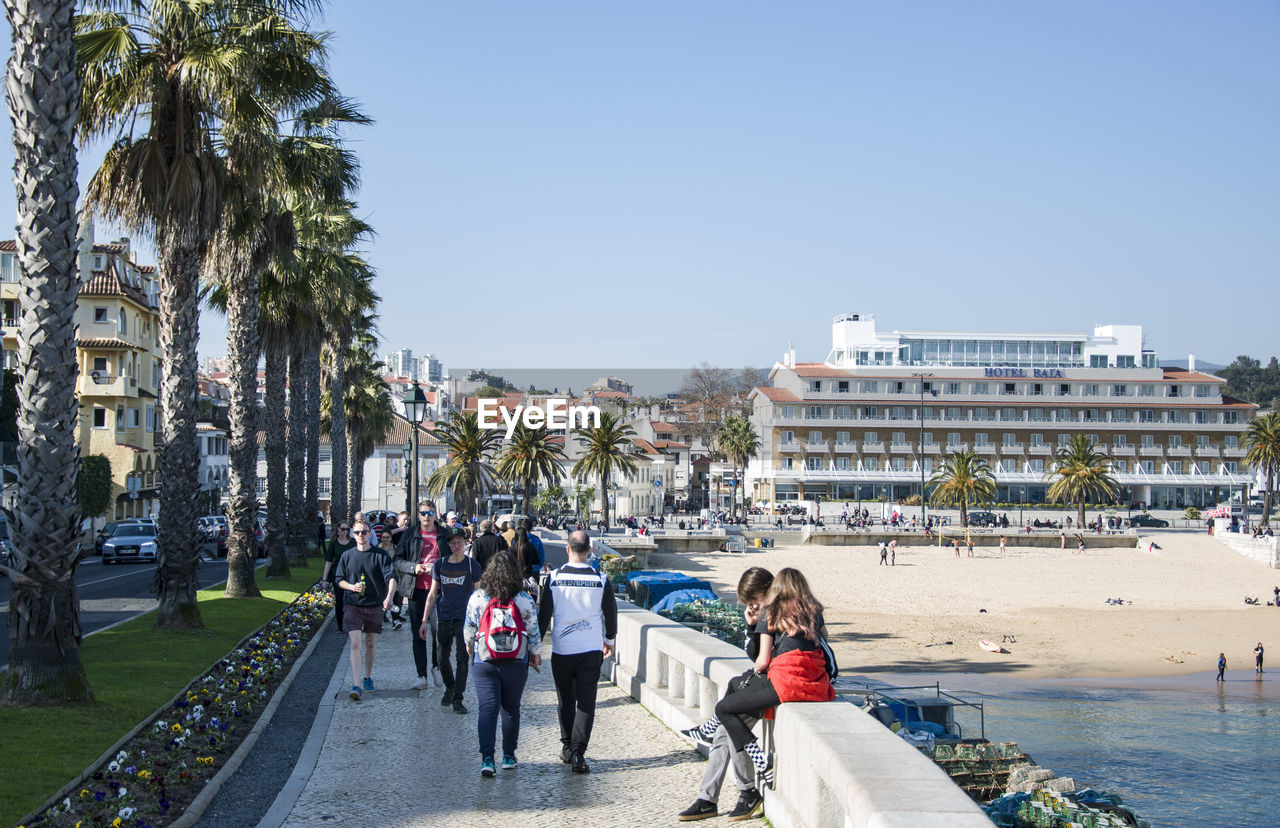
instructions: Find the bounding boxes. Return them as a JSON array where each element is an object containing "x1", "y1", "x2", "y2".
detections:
[
  {"x1": 1138, "y1": 446, "x2": 1164, "y2": 457},
  {"x1": 78, "y1": 373, "x2": 137, "y2": 397},
  {"x1": 803, "y1": 441, "x2": 830, "y2": 454},
  {"x1": 1029, "y1": 444, "x2": 1053, "y2": 455},
  {"x1": 1167, "y1": 446, "x2": 1192, "y2": 457},
  {"x1": 974, "y1": 444, "x2": 996, "y2": 454},
  {"x1": 777, "y1": 441, "x2": 802, "y2": 453},
  {"x1": 1111, "y1": 445, "x2": 1136, "y2": 456},
  {"x1": 889, "y1": 442, "x2": 914, "y2": 453},
  {"x1": 1223, "y1": 447, "x2": 1246, "y2": 458},
  {"x1": 1195, "y1": 446, "x2": 1221, "y2": 457},
  {"x1": 861, "y1": 441, "x2": 885, "y2": 453},
  {"x1": 945, "y1": 442, "x2": 968, "y2": 452},
  {"x1": 833, "y1": 442, "x2": 857, "y2": 453},
  {"x1": 1000, "y1": 443, "x2": 1025, "y2": 453},
  {"x1": 921, "y1": 443, "x2": 941, "y2": 454}
]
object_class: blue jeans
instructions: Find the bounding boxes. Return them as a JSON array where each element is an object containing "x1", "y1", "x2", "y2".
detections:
[{"x1": 472, "y1": 659, "x2": 530, "y2": 759}]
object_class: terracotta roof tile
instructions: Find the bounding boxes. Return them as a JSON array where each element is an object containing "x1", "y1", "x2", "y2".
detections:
[
  {"x1": 792, "y1": 362, "x2": 854, "y2": 378},
  {"x1": 1161, "y1": 368, "x2": 1223, "y2": 382},
  {"x1": 79, "y1": 271, "x2": 150, "y2": 307},
  {"x1": 650, "y1": 421, "x2": 677, "y2": 433},
  {"x1": 78, "y1": 337, "x2": 138, "y2": 349},
  {"x1": 754, "y1": 386, "x2": 801, "y2": 402}
]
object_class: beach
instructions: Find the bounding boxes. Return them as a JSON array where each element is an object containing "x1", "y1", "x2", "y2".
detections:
[{"x1": 648, "y1": 532, "x2": 1280, "y2": 680}]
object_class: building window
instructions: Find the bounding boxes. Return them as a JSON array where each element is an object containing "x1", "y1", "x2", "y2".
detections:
[
  {"x1": 1113, "y1": 435, "x2": 1127, "y2": 447},
  {"x1": 1140, "y1": 460, "x2": 1154, "y2": 474},
  {"x1": 1141, "y1": 434, "x2": 1154, "y2": 448},
  {"x1": 837, "y1": 381, "x2": 849, "y2": 393},
  {"x1": 807, "y1": 405, "x2": 824, "y2": 419},
  {"x1": 1225, "y1": 461, "x2": 1238, "y2": 473},
  {"x1": 836, "y1": 431, "x2": 850, "y2": 444},
  {"x1": 92, "y1": 356, "x2": 108, "y2": 373},
  {"x1": 781, "y1": 457, "x2": 794, "y2": 470},
  {"x1": 862, "y1": 406, "x2": 879, "y2": 419},
  {"x1": 972, "y1": 382, "x2": 988, "y2": 395},
  {"x1": 864, "y1": 458, "x2": 878, "y2": 471},
  {"x1": 780, "y1": 430, "x2": 794, "y2": 444},
  {"x1": 1116, "y1": 355, "x2": 1135, "y2": 368},
  {"x1": 807, "y1": 457, "x2": 823, "y2": 471},
  {"x1": 947, "y1": 432, "x2": 961, "y2": 446},
  {"x1": 1081, "y1": 384, "x2": 1100, "y2": 396},
  {"x1": 864, "y1": 431, "x2": 878, "y2": 444},
  {"x1": 835, "y1": 457, "x2": 850, "y2": 471},
  {"x1": 922, "y1": 431, "x2": 935, "y2": 445},
  {"x1": 1112, "y1": 385, "x2": 1127, "y2": 396},
  {"x1": 1111, "y1": 460, "x2": 1126, "y2": 472},
  {"x1": 835, "y1": 405, "x2": 851, "y2": 419},
  {"x1": 1195, "y1": 461, "x2": 1209, "y2": 474},
  {"x1": 808, "y1": 430, "x2": 823, "y2": 444},
  {"x1": 1029, "y1": 458, "x2": 1045, "y2": 472},
  {"x1": 947, "y1": 382, "x2": 960, "y2": 395},
  {"x1": 1226, "y1": 435, "x2": 1239, "y2": 449},
  {"x1": 1223, "y1": 411, "x2": 1239, "y2": 424},
  {"x1": 1003, "y1": 383, "x2": 1017, "y2": 395},
  {"x1": 778, "y1": 405, "x2": 795, "y2": 419},
  {"x1": 1168, "y1": 435, "x2": 1182, "y2": 448},
  {"x1": 1058, "y1": 384, "x2": 1071, "y2": 396},
  {"x1": 1138, "y1": 384, "x2": 1155, "y2": 397},
  {"x1": 1090, "y1": 355, "x2": 1108, "y2": 368},
  {"x1": 1138, "y1": 410, "x2": 1156, "y2": 423},
  {"x1": 922, "y1": 458, "x2": 935, "y2": 474},
  {"x1": 1002, "y1": 433, "x2": 1017, "y2": 446},
  {"x1": 892, "y1": 458, "x2": 906, "y2": 471},
  {"x1": 973, "y1": 407, "x2": 990, "y2": 421},
  {"x1": 256, "y1": 477, "x2": 266, "y2": 493},
  {"x1": 146, "y1": 405, "x2": 156, "y2": 432},
  {"x1": 318, "y1": 477, "x2": 331, "y2": 495},
  {"x1": 93, "y1": 406, "x2": 107, "y2": 428},
  {"x1": 891, "y1": 431, "x2": 907, "y2": 446},
  {"x1": 974, "y1": 432, "x2": 989, "y2": 446},
  {"x1": 1196, "y1": 435, "x2": 1209, "y2": 449},
  {"x1": 115, "y1": 405, "x2": 124, "y2": 431},
  {"x1": 1194, "y1": 385, "x2": 1212, "y2": 398},
  {"x1": 1166, "y1": 385, "x2": 1181, "y2": 398},
  {"x1": 1168, "y1": 461, "x2": 1183, "y2": 474},
  {"x1": 1031, "y1": 383, "x2": 1043, "y2": 396},
  {"x1": 1195, "y1": 410, "x2": 1210, "y2": 424},
  {"x1": 1029, "y1": 433, "x2": 1044, "y2": 446},
  {"x1": 809, "y1": 381, "x2": 822, "y2": 393},
  {"x1": 129, "y1": 408, "x2": 140, "y2": 428},
  {"x1": 859, "y1": 381, "x2": 877, "y2": 393}
]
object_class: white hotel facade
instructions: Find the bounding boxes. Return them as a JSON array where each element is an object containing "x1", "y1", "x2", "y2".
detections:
[{"x1": 747, "y1": 314, "x2": 1256, "y2": 511}]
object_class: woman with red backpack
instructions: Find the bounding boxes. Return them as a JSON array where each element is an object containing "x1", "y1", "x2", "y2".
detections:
[{"x1": 464, "y1": 551, "x2": 542, "y2": 777}]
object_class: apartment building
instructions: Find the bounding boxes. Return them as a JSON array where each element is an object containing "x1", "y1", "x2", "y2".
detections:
[{"x1": 748, "y1": 313, "x2": 1256, "y2": 511}]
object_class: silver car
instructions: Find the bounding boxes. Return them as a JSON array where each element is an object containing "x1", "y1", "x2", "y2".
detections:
[{"x1": 102, "y1": 522, "x2": 158, "y2": 565}]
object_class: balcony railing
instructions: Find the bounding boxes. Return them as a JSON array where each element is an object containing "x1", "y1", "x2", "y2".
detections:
[
  {"x1": 1111, "y1": 445, "x2": 1136, "y2": 455},
  {"x1": 889, "y1": 442, "x2": 913, "y2": 453},
  {"x1": 1138, "y1": 446, "x2": 1164, "y2": 456},
  {"x1": 861, "y1": 441, "x2": 884, "y2": 452},
  {"x1": 1167, "y1": 446, "x2": 1191, "y2": 457},
  {"x1": 1195, "y1": 446, "x2": 1221, "y2": 457},
  {"x1": 1000, "y1": 443, "x2": 1025, "y2": 453}
]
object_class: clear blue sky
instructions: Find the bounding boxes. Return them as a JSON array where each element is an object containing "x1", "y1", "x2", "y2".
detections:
[{"x1": 5, "y1": 1, "x2": 1280, "y2": 370}]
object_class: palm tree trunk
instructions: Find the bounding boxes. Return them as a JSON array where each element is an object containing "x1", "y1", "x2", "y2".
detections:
[
  {"x1": 960, "y1": 503, "x2": 968, "y2": 529},
  {"x1": 262, "y1": 340, "x2": 290, "y2": 576},
  {"x1": 347, "y1": 427, "x2": 362, "y2": 519},
  {"x1": 305, "y1": 343, "x2": 321, "y2": 549},
  {"x1": 286, "y1": 342, "x2": 307, "y2": 565},
  {"x1": 1078, "y1": 503, "x2": 1087, "y2": 531},
  {"x1": 328, "y1": 338, "x2": 348, "y2": 527},
  {"x1": 223, "y1": 262, "x2": 261, "y2": 598},
  {"x1": 153, "y1": 238, "x2": 205, "y2": 629},
  {"x1": 602, "y1": 470, "x2": 611, "y2": 528},
  {"x1": 2, "y1": 0, "x2": 92, "y2": 703}
]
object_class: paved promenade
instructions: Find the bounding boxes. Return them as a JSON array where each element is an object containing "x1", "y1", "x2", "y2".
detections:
[{"x1": 263, "y1": 621, "x2": 704, "y2": 827}]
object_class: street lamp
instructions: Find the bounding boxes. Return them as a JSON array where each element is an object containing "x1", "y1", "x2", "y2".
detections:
[
  {"x1": 402, "y1": 381, "x2": 429, "y2": 516},
  {"x1": 913, "y1": 373, "x2": 937, "y2": 527}
]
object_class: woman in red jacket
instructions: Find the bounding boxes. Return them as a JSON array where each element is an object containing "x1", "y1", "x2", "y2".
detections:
[{"x1": 683, "y1": 567, "x2": 834, "y2": 788}]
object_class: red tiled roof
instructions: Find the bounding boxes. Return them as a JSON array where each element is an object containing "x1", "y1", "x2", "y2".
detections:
[
  {"x1": 592, "y1": 390, "x2": 630, "y2": 399},
  {"x1": 0, "y1": 240, "x2": 13, "y2": 251},
  {"x1": 1161, "y1": 368, "x2": 1223, "y2": 382},
  {"x1": 118, "y1": 443, "x2": 147, "y2": 452},
  {"x1": 1221, "y1": 394, "x2": 1259, "y2": 408},
  {"x1": 652, "y1": 440, "x2": 690, "y2": 449},
  {"x1": 80, "y1": 270, "x2": 149, "y2": 307},
  {"x1": 651, "y1": 421, "x2": 677, "y2": 433},
  {"x1": 754, "y1": 387, "x2": 801, "y2": 402},
  {"x1": 92, "y1": 242, "x2": 127, "y2": 253},
  {"x1": 78, "y1": 337, "x2": 137, "y2": 350},
  {"x1": 633, "y1": 438, "x2": 660, "y2": 455},
  {"x1": 792, "y1": 363, "x2": 854, "y2": 378}
]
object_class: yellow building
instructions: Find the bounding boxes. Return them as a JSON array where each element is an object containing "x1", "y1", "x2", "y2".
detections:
[{"x1": 1, "y1": 227, "x2": 162, "y2": 519}]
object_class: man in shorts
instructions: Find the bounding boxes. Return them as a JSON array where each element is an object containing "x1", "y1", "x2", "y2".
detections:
[{"x1": 334, "y1": 519, "x2": 397, "y2": 700}]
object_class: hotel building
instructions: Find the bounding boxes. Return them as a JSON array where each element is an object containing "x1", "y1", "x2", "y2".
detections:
[{"x1": 748, "y1": 314, "x2": 1256, "y2": 511}]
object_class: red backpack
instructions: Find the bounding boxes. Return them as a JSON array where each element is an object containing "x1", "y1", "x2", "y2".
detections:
[{"x1": 475, "y1": 597, "x2": 528, "y2": 662}]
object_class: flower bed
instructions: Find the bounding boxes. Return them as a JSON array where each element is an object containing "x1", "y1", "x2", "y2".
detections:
[{"x1": 21, "y1": 586, "x2": 333, "y2": 828}]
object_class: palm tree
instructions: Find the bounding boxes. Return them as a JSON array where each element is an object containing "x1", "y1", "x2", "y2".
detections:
[
  {"x1": 928, "y1": 449, "x2": 997, "y2": 529},
  {"x1": 496, "y1": 424, "x2": 566, "y2": 515},
  {"x1": 1244, "y1": 411, "x2": 1280, "y2": 525},
  {"x1": 711, "y1": 474, "x2": 723, "y2": 513},
  {"x1": 1045, "y1": 435, "x2": 1119, "y2": 529},
  {"x1": 323, "y1": 296, "x2": 376, "y2": 527},
  {"x1": 427, "y1": 411, "x2": 503, "y2": 516},
  {"x1": 718, "y1": 416, "x2": 760, "y2": 517},
  {"x1": 2, "y1": 0, "x2": 92, "y2": 704},
  {"x1": 342, "y1": 361, "x2": 395, "y2": 515},
  {"x1": 573, "y1": 412, "x2": 637, "y2": 528}
]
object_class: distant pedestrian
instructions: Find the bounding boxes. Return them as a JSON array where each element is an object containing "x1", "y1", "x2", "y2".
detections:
[
  {"x1": 1274, "y1": 586, "x2": 1279, "y2": 607},
  {"x1": 966, "y1": 539, "x2": 974, "y2": 558},
  {"x1": 1255, "y1": 642, "x2": 1264, "y2": 675},
  {"x1": 878, "y1": 541, "x2": 888, "y2": 566},
  {"x1": 473, "y1": 519, "x2": 508, "y2": 571},
  {"x1": 953, "y1": 539, "x2": 961, "y2": 559},
  {"x1": 1217, "y1": 652, "x2": 1227, "y2": 682},
  {"x1": 888, "y1": 538, "x2": 897, "y2": 566},
  {"x1": 999, "y1": 536, "x2": 1006, "y2": 554},
  {"x1": 333, "y1": 519, "x2": 398, "y2": 700}
]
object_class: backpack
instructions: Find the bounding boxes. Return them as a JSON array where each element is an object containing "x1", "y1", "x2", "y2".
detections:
[{"x1": 475, "y1": 596, "x2": 528, "y2": 662}]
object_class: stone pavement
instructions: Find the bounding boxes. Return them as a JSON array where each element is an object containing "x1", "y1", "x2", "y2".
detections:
[{"x1": 265, "y1": 621, "x2": 707, "y2": 827}]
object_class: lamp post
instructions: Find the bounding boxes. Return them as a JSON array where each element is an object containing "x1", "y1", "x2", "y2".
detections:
[
  {"x1": 402, "y1": 381, "x2": 429, "y2": 517},
  {"x1": 913, "y1": 372, "x2": 937, "y2": 527}
]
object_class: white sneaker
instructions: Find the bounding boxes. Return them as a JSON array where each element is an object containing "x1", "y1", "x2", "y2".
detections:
[
  {"x1": 426, "y1": 670, "x2": 440, "y2": 689},
  {"x1": 411, "y1": 676, "x2": 429, "y2": 690}
]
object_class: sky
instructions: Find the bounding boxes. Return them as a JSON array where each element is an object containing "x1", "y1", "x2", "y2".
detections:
[{"x1": 4, "y1": 1, "x2": 1279, "y2": 372}]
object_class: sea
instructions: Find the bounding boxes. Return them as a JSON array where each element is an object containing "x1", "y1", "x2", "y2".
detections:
[{"x1": 867, "y1": 670, "x2": 1278, "y2": 827}]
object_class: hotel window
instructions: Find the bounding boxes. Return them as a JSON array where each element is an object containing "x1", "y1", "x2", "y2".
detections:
[
  {"x1": 807, "y1": 405, "x2": 824, "y2": 419},
  {"x1": 92, "y1": 407, "x2": 107, "y2": 428},
  {"x1": 1055, "y1": 408, "x2": 1074, "y2": 422},
  {"x1": 1168, "y1": 435, "x2": 1182, "y2": 447},
  {"x1": 129, "y1": 408, "x2": 140, "y2": 428},
  {"x1": 864, "y1": 458, "x2": 879, "y2": 471},
  {"x1": 1166, "y1": 385, "x2": 1181, "y2": 398},
  {"x1": 1028, "y1": 458, "x2": 1045, "y2": 472},
  {"x1": 835, "y1": 405, "x2": 851, "y2": 419},
  {"x1": 1058, "y1": 384, "x2": 1071, "y2": 396},
  {"x1": 318, "y1": 478, "x2": 331, "y2": 495},
  {"x1": 1082, "y1": 384, "x2": 1100, "y2": 396},
  {"x1": 1140, "y1": 460, "x2": 1155, "y2": 474},
  {"x1": 946, "y1": 406, "x2": 962, "y2": 420},
  {"x1": 892, "y1": 458, "x2": 906, "y2": 471},
  {"x1": 115, "y1": 405, "x2": 124, "y2": 431},
  {"x1": 1223, "y1": 411, "x2": 1239, "y2": 424},
  {"x1": 1116, "y1": 355, "x2": 1136, "y2": 368},
  {"x1": 860, "y1": 381, "x2": 877, "y2": 393},
  {"x1": 974, "y1": 433, "x2": 990, "y2": 446},
  {"x1": 947, "y1": 382, "x2": 960, "y2": 395},
  {"x1": 1138, "y1": 410, "x2": 1156, "y2": 423},
  {"x1": 891, "y1": 431, "x2": 907, "y2": 445},
  {"x1": 923, "y1": 458, "x2": 935, "y2": 474},
  {"x1": 972, "y1": 382, "x2": 989, "y2": 395},
  {"x1": 1082, "y1": 409, "x2": 1099, "y2": 422},
  {"x1": 117, "y1": 308, "x2": 127, "y2": 334},
  {"x1": 1029, "y1": 433, "x2": 1044, "y2": 446},
  {"x1": 808, "y1": 430, "x2": 823, "y2": 444},
  {"x1": 1139, "y1": 384, "x2": 1155, "y2": 397},
  {"x1": 1224, "y1": 461, "x2": 1239, "y2": 473},
  {"x1": 1002, "y1": 433, "x2": 1017, "y2": 446},
  {"x1": 862, "y1": 406, "x2": 879, "y2": 419},
  {"x1": 836, "y1": 431, "x2": 850, "y2": 444},
  {"x1": 1001, "y1": 408, "x2": 1018, "y2": 421},
  {"x1": 922, "y1": 431, "x2": 935, "y2": 445},
  {"x1": 1195, "y1": 410, "x2": 1210, "y2": 424},
  {"x1": 1057, "y1": 434, "x2": 1071, "y2": 446},
  {"x1": 809, "y1": 381, "x2": 822, "y2": 393},
  {"x1": 1090, "y1": 355, "x2": 1108, "y2": 368},
  {"x1": 864, "y1": 431, "x2": 879, "y2": 444},
  {"x1": 1225, "y1": 435, "x2": 1239, "y2": 448},
  {"x1": 947, "y1": 432, "x2": 961, "y2": 446},
  {"x1": 836, "y1": 457, "x2": 851, "y2": 471},
  {"x1": 1195, "y1": 461, "x2": 1209, "y2": 474},
  {"x1": 1031, "y1": 383, "x2": 1043, "y2": 396},
  {"x1": 807, "y1": 457, "x2": 823, "y2": 471},
  {"x1": 890, "y1": 406, "x2": 907, "y2": 420},
  {"x1": 1003, "y1": 383, "x2": 1017, "y2": 395},
  {"x1": 1166, "y1": 410, "x2": 1184, "y2": 424},
  {"x1": 890, "y1": 381, "x2": 905, "y2": 394},
  {"x1": 1168, "y1": 461, "x2": 1183, "y2": 474},
  {"x1": 973, "y1": 407, "x2": 990, "y2": 421},
  {"x1": 1141, "y1": 434, "x2": 1155, "y2": 448},
  {"x1": 780, "y1": 430, "x2": 794, "y2": 444},
  {"x1": 1113, "y1": 435, "x2": 1127, "y2": 447},
  {"x1": 146, "y1": 405, "x2": 156, "y2": 432},
  {"x1": 1084, "y1": 434, "x2": 1099, "y2": 446},
  {"x1": 1197, "y1": 435, "x2": 1209, "y2": 449},
  {"x1": 1111, "y1": 460, "x2": 1126, "y2": 472},
  {"x1": 1194, "y1": 385, "x2": 1212, "y2": 398},
  {"x1": 1112, "y1": 385, "x2": 1127, "y2": 396},
  {"x1": 1111, "y1": 409, "x2": 1128, "y2": 422},
  {"x1": 781, "y1": 457, "x2": 794, "y2": 470},
  {"x1": 837, "y1": 381, "x2": 849, "y2": 393},
  {"x1": 778, "y1": 405, "x2": 795, "y2": 419},
  {"x1": 93, "y1": 306, "x2": 108, "y2": 323}
]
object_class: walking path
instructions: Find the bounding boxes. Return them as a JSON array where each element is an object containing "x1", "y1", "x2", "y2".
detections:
[{"x1": 261, "y1": 621, "x2": 703, "y2": 827}]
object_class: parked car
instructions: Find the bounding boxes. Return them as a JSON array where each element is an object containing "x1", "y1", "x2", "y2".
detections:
[
  {"x1": 199, "y1": 516, "x2": 229, "y2": 557},
  {"x1": 96, "y1": 520, "x2": 150, "y2": 555},
  {"x1": 1127, "y1": 514, "x2": 1169, "y2": 528},
  {"x1": 965, "y1": 511, "x2": 999, "y2": 528},
  {"x1": 102, "y1": 523, "x2": 158, "y2": 565}
]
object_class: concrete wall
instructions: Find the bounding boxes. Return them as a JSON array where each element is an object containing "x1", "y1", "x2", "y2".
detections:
[
  {"x1": 1211, "y1": 532, "x2": 1279, "y2": 568},
  {"x1": 609, "y1": 601, "x2": 990, "y2": 827},
  {"x1": 796, "y1": 528, "x2": 1139, "y2": 549}
]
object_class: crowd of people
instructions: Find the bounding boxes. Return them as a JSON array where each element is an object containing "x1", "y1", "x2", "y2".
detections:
[{"x1": 318, "y1": 499, "x2": 838, "y2": 814}]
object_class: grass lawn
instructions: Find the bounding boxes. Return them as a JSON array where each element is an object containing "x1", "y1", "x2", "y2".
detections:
[{"x1": 0, "y1": 568, "x2": 320, "y2": 826}]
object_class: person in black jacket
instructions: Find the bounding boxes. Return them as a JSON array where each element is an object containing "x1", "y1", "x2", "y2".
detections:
[
  {"x1": 473, "y1": 519, "x2": 508, "y2": 570},
  {"x1": 395, "y1": 501, "x2": 451, "y2": 689}
]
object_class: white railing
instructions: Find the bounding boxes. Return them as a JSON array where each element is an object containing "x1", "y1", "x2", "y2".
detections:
[{"x1": 609, "y1": 602, "x2": 989, "y2": 827}]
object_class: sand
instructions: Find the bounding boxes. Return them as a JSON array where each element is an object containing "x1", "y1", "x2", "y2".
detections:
[{"x1": 647, "y1": 532, "x2": 1280, "y2": 679}]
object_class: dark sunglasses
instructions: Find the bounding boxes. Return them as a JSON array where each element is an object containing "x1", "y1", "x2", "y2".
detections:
[
  {"x1": 338, "y1": 526, "x2": 350, "y2": 531},
  {"x1": 419, "y1": 510, "x2": 435, "y2": 516},
  {"x1": 352, "y1": 529, "x2": 370, "y2": 535}
]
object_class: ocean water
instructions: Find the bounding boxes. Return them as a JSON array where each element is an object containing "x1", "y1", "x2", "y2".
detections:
[{"x1": 873, "y1": 672, "x2": 1278, "y2": 828}]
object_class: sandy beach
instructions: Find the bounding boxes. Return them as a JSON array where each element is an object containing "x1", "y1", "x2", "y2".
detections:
[{"x1": 648, "y1": 532, "x2": 1280, "y2": 680}]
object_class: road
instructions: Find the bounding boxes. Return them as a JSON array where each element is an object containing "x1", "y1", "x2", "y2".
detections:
[{"x1": 0, "y1": 543, "x2": 263, "y2": 669}]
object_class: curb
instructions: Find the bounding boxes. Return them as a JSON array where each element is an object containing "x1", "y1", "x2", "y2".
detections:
[
  {"x1": 170, "y1": 611, "x2": 333, "y2": 828},
  {"x1": 256, "y1": 625, "x2": 349, "y2": 828}
]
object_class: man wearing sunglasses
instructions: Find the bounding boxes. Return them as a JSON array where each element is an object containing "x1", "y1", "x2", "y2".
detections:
[
  {"x1": 396, "y1": 500, "x2": 451, "y2": 690},
  {"x1": 333, "y1": 519, "x2": 398, "y2": 700}
]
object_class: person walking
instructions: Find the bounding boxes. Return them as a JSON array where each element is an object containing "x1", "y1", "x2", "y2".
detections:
[
  {"x1": 333, "y1": 519, "x2": 398, "y2": 700},
  {"x1": 421, "y1": 528, "x2": 483, "y2": 713},
  {"x1": 464, "y1": 551, "x2": 542, "y2": 777},
  {"x1": 322, "y1": 520, "x2": 357, "y2": 633},
  {"x1": 396, "y1": 501, "x2": 450, "y2": 690},
  {"x1": 538, "y1": 530, "x2": 617, "y2": 774},
  {"x1": 510, "y1": 523, "x2": 541, "y2": 591},
  {"x1": 1217, "y1": 652, "x2": 1227, "y2": 682},
  {"x1": 677, "y1": 567, "x2": 774, "y2": 821},
  {"x1": 999, "y1": 536, "x2": 1007, "y2": 554},
  {"x1": 378, "y1": 528, "x2": 405, "y2": 630},
  {"x1": 878, "y1": 541, "x2": 888, "y2": 566},
  {"x1": 888, "y1": 538, "x2": 897, "y2": 566},
  {"x1": 473, "y1": 519, "x2": 508, "y2": 571},
  {"x1": 1255, "y1": 642, "x2": 1264, "y2": 675}
]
